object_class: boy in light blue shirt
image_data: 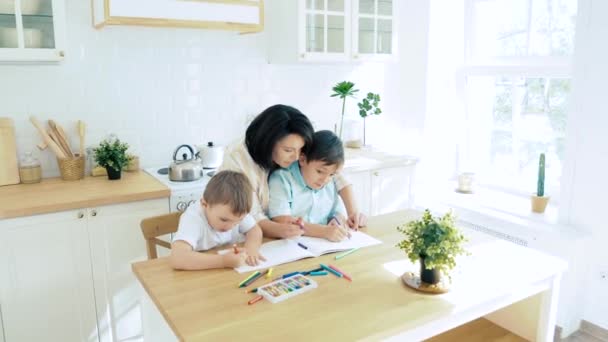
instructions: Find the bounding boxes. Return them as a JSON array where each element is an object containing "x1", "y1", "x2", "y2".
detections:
[{"x1": 268, "y1": 130, "x2": 351, "y2": 242}]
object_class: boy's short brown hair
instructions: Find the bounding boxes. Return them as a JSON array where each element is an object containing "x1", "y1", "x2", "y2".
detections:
[{"x1": 203, "y1": 170, "x2": 253, "y2": 215}]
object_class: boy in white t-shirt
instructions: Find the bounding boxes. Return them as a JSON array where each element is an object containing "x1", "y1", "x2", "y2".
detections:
[{"x1": 170, "y1": 170, "x2": 266, "y2": 270}]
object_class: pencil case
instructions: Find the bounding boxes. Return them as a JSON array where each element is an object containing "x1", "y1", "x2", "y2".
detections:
[{"x1": 257, "y1": 274, "x2": 318, "y2": 304}]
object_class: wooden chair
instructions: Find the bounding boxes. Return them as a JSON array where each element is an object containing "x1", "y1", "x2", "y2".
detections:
[{"x1": 140, "y1": 212, "x2": 182, "y2": 259}]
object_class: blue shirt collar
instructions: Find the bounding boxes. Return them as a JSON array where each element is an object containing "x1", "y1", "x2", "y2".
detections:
[{"x1": 288, "y1": 162, "x2": 318, "y2": 192}]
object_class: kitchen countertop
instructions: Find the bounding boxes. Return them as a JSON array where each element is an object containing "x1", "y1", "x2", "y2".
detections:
[
  {"x1": 343, "y1": 147, "x2": 418, "y2": 173},
  {"x1": 0, "y1": 171, "x2": 170, "y2": 219}
]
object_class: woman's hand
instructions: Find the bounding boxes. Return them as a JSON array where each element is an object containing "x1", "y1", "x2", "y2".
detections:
[
  {"x1": 347, "y1": 212, "x2": 368, "y2": 230},
  {"x1": 222, "y1": 251, "x2": 246, "y2": 268},
  {"x1": 245, "y1": 250, "x2": 267, "y2": 266}
]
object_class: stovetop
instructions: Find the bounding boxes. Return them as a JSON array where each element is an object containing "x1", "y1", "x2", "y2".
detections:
[{"x1": 144, "y1": 167, "x2": 215, "y2": 191}]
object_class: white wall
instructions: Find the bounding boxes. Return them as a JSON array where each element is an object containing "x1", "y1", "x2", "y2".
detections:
[
  {"x1": 0, "y1": 0, "x2": 428, "y2": 177},
  {"x1": 564, "y1": 0, "x2": 608, "y2": 329}
]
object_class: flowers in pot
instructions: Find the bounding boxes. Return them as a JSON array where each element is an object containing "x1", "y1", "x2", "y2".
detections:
[
  {"x1": 93, "y1": 137, "x2": 130, "y2": 180},
  {"x1": 396, "y1": 209, "x2": 468, "y2": 285},
  {"x1": 531, "y1": 153, "x2": 550, "y2": 213}
]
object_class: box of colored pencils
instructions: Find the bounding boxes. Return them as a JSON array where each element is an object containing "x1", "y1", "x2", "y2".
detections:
[{"x1": 257, "y1": 274, "x2": 317, "y2": 304}]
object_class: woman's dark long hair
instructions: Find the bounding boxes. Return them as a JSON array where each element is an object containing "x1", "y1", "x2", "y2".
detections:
[{"x1": 245, "y1": 104, "x2": 314, "y2": 170}]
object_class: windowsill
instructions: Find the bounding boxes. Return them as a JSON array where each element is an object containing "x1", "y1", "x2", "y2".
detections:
[{"x1": 415, "y1": 181, "x2": 584, "y2": 241}]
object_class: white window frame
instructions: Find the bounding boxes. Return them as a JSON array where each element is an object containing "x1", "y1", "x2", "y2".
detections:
[{"x1": 459, "y1": 0, "x2": 575, "y2": 201}]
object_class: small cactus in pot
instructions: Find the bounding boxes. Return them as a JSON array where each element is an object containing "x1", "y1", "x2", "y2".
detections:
[{"x1": 531, "y1": 153, "x2": 549, "y2": 213}]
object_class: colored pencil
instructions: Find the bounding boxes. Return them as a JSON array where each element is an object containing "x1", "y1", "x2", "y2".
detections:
[
  {"x1": 233, "y1": 244, "x2": 239, "y2": 254},
  {"x1": 328, "y1": 264, "x2": 352, "y2": 282},
  {"x1": 242, "y1": 269, "x2": 268, "y2": 287},
  {"x1": 334, "y1": 248, "x2": 359, "y2": 260},
  {"x1": 309, "y1": 271, "x2": 328, "y2": 276},
  {"x1": 320, "y1": 263, "x2": 342, "y2": 278},
  {"x1": 266, "y1": 268, "x2": 273, "y2": 279},
  {"x1": 248, "y1": 295, "x2": 264, "y2": 305},
  {"x1": 238, "y1": 271, "x2": 260, "y2": 288},
  {"x1": 297, "y1": 242, "x2": 308, "y2": 250}
]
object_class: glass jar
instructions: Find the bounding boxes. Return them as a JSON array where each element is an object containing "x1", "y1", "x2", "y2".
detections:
[
  {"x1": 343, "y1": 118, "x2": 363, "y2": 148},
  {"x1": 19, "y1": 151, "x2": 42, "y2": 184}
]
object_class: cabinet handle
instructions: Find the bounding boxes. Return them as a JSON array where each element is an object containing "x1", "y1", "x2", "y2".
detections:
[
  {"x1": 91, "y1": 210, "x2": 97, "y2": 217},
  {"x1": 59, "y1": 50, "x2": 65, "y2": 57},
  {"x1": 77, "y1": 211, "x2": 85, "y2": 219},
  {"x1": 373, "y1": 171, "x2": 379, "y2": 176}
]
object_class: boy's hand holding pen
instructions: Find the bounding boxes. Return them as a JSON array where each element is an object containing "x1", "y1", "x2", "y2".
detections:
[
  {"x1": 328, "y1": 215, "x2": 352, "y2": 240},
  {"x1": 222, "y1": 248, "x2": 246, "y2": 268}
]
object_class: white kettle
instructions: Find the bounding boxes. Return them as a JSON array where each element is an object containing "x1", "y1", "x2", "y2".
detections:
[{"x1": 197, "y1": 142, "x2": 224, "y2": 169}]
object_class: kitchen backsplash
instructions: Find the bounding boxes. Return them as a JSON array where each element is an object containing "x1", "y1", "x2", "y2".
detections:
[{"x1": 0, "y1": 0, "x2": 428, "y2": 177}]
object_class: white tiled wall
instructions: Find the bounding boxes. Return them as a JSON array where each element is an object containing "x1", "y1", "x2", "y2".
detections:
[{"x1": 0, "y1": 0, "x2": 429, "y2": 177}]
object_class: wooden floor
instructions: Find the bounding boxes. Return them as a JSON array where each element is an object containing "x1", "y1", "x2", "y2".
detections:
[{"x1": 425, "y1": 318, "x2": 607, "y2": 342}]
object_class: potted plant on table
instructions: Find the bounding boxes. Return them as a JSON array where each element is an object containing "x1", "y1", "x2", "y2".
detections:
[
  {"x1": 357, "y1": 92, "x2": 382, "y2": 147},
  {"x1": 531, "y1": 153, "x2": 550, "y2": 213},
  {"x1": 331, "y1": 81, "x2": 359, "y2": 140},
  {"x1": 93, "y1": 137, "x2": 130, "y2": 180},
  {"x1": 396, "y1": 209, "x2": 468, "y2": 285}
]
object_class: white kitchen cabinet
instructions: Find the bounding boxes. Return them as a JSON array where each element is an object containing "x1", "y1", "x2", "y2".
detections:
[
  {"x1": 267, "y1": 0, "x2": 396, "y2": 63},
  {"x1": 0, "y1": 209, "x2": 98, "y2": 342},
  {"x1": 92, "y1": 0, "x2": 263, "y2": 33},
  {"x1": 370, "y1": 165, "x2": 414, "y2": 215},
  {"x1": 0, "y1": 0, "x2": 66, "y2": 62},
  {"x1": 0, "y1": 198, "x2": 168, "y2": 342},
  {"x1": 343, "y1": 164, "x2": 416, "y2": 217},
  {"x1": 88, "y1": 198, "x2": 168, "y2": 342}
]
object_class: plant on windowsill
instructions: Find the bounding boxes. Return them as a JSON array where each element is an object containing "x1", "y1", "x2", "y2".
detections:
[
  {"x1": 531, "y1": 153, "x2": 550, "y2": 213},
  {"x1": 357, "y1": 92, "x2": 382, "y2": 147},
  {"x1": 331, "y1": 81, "x2": 359, "y2": 140},
  {"x1": 396, "y1": 209, "x2": 468, "y2": 288},
  {"x1": 93, "y1": 137, "x2": 130, "y2": 180}
]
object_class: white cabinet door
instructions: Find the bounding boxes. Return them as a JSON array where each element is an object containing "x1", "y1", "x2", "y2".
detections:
[
  {"x1": 352, "y1": 0, "x2": 396, "y2": 61},
  {"x1": 342, "y1": 170, "x2": 371, "y2": 216},
  {"x1": 370, "y1": 165, "x2": 414, "y2": 215},
  {"x1": 0, "y1": 209, "x2": 98, "y2": 342},
  {"x1": 299, "y1": 0, "x2": 350, "y2": 62},
  {"x1": 0, "y1": 0, "x2": 66, "y2": 62},
  {"x1": 88, "y1": 199, "x2": 168, "y2": 342}
]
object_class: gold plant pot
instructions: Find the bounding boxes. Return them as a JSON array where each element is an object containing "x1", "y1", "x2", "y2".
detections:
[{"x1": 531, "y1": 195, "x2": 550, "y2": 213}]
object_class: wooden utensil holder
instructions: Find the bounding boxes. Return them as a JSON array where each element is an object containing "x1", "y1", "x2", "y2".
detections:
[{"x1": 57, "y1": 154, "x2": 84, "y2": 181}]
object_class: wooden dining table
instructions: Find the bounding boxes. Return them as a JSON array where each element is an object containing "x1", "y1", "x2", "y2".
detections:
[{"x1": 132, "y1": 210, "x2": 566, "y2": 341}]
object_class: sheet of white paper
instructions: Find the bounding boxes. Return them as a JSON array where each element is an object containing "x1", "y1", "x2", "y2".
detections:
[
  {"x1": 227, "y1": 239, "x2": 314, "y2": 273},
  {"x1": 297, "y1": 230, "x2": 382, "y2": 256}
]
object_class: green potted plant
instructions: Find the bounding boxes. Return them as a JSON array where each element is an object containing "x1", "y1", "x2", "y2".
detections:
[
  {"x1": 331, "y1": 81, "x2": 359, "y2": 140},
  {"x1": 396, "y1": 209, "x2": 468, "y2": 285},
  {"x1": 357, "y1": 92, "x2": 382, "y2": 146},
  {"x1": 93, "y1": 137, "x2": 130, "y2": 180},
  {"x1": 531, "y1": 153, "x2": 549, "y2": 213}
]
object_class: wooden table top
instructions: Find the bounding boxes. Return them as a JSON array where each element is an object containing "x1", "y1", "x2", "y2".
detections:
[
  {"x1": 132, "y1": 210, "x2": 567, "y2": 342},
  {"x1": 0, "y1": 171, "x2": 169, "y2": 219}
]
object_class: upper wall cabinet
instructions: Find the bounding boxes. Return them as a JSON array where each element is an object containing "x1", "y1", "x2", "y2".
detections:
[
  {"x1": 0, "y1": 0, "x2": 66, "y2": 62},
  {"x1": 267, "y1": 0, "x2": 396, "y2": 63},
  {"x1": 92, "y1": 0, "x2": 264, "y2": 33}
]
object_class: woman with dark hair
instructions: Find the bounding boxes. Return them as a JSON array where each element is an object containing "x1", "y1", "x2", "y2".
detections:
[{"x1": 218, "y1": 104, "x2": 366, "y2": 239}]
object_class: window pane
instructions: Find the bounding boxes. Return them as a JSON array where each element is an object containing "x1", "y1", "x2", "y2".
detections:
[
  {"x1": 529, "y1": 0, "x2": 577, "y2": 56},
  {"x1": 465, "y1": 76, "x2": 569, "y2": 194},
  {"x1": 359, "y1": 0, "x2": 374, "y2": 14},
  {"x1": 378, "y1": 0, "x2": 392, "y2": 16},
  {"x1": 471, "y1": 0, "x2": 577, "y2": 58},
  {"x1": 473, "y1": 0, "x2": 529, "y2": 58},
  {"x1": 306, "y1": 14, "x2": 324, "y2": 52},
  {"x1": 328, "y1": 0, "x2": 344, "y2": 12},
  {"x1": 0, "y1": 7, "x2": 18, "y2": 48},
  {"x1": 327, "y1": 15, "x2": 344, "y2": 53},
  {"x1": 358, "y1": 17, "x2": 374, "y2": 53},
  {"x1": 21, "y1": 0, "x2": 55, "y2": 49},
  {"x1": 377, "y1": 19, "x2": 392, "y2": 54},
  {"x1": 306, "y1": 0, "x2": 325, "y2": 10}
]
